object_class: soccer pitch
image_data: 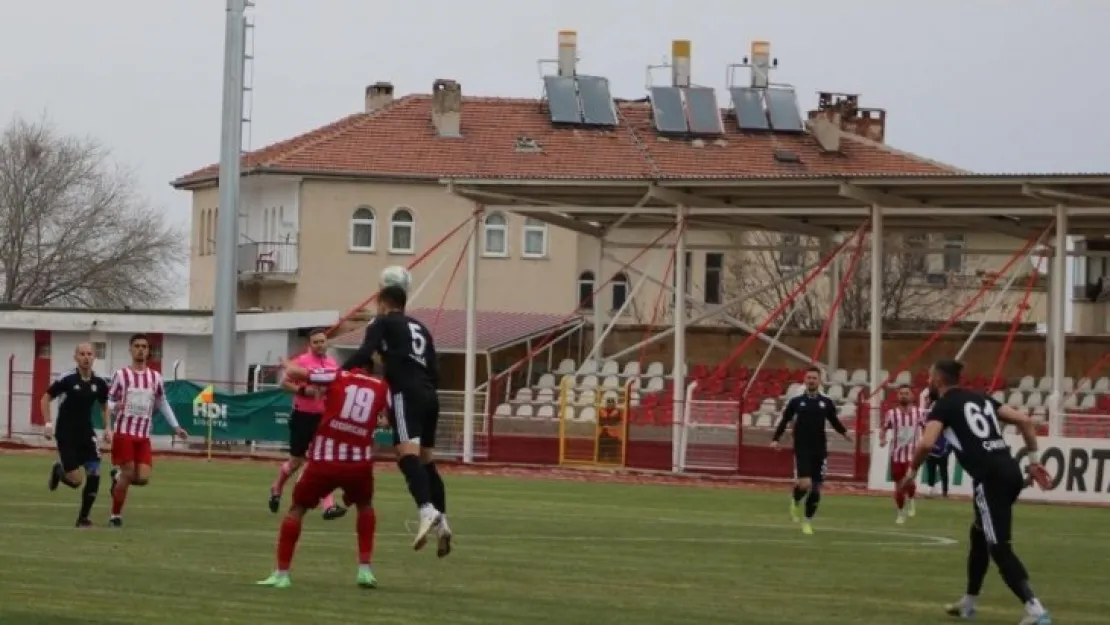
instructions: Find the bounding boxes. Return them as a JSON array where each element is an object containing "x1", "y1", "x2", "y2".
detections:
[{"x1": 0, "y1": 454, "x2": 1105, "y2": 625}]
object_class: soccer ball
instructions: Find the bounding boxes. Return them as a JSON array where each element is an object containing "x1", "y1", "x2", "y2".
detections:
[{"x1": 379, "y1": 265, "x2": 412, "y2": 292}]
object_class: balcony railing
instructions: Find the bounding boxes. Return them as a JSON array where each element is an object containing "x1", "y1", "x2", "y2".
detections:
[{"x1": 239, "y1": 241, "x2": 298, "y2": 282}]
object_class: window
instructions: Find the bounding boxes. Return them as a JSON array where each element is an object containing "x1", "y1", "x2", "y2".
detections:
[
  {"x1": 92, "y1": 342, "x2": 107, "y2": 360},
  {"x1": 904, "y1": 234, "x2": 928, "y2": 274},
  {"x1": 349, "y1": 207, "x2": 376, "y2": 252},
  {"x1": 577, "y1": 271, "x2": 595, "y2": 310},
  {"x1": 389, "y1": 208, "x2": 415, "y2": 254},
  {"x1": 779, "y1": 233, "x2": 802, "y2": 268},
  {"x1": 522, "y1": 217, "x2": 548, "y2": 258},
  {"x1": 943, "y1": 234, "x2": 965, "y2": 273},
  {"x1": 483, "y1": 212, "x2": 508, "y2": 257},
  {"x1": 704, "y1": 252, "x2": 724, "y2": 304},
  {"x1": 611, "y1": 273, "x2": 629, "y2": 311}
]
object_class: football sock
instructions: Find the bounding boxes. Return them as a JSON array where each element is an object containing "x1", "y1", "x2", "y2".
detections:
[
  {"x1": 966, "y1": 525, "x2": 990, "y2": 596},
  {"x1": 55, "y1": 464, "x2": 80, "y2": 489},
  {"x1": 356, "y1": 508, "x2": 376, "y2": 565},
  {"x1": 792, "y1": 486, "x2": 807, "y2": 503},
  {"x1": 398, "y1": 454, "x2": 432, "y2": 508},
  {"x1": 895, "y1": 489, "x2": 906, "y2": 510},
  {"x1": 989, "y1": 541, "x2": 1035, "y2": 604},
  {"x1": 276, "y1": 516, "x2": 303, "y2": 571},
  {"x1": 79, "y1": 474, "x2": 100, "y2": 520},
  {"x1": 425, "y1": 462, "x2": 447, "y2": 514},
  {"x1": 804, "y1": 486, "x2": 821, "y2": 519},
  {"x1": 111, "y1": 480, "x2": 129, "y2": 516},
  {"x1": 321, "y1": 493, "x2": 336, "y2": 509},
  {"x1": 272, "y1": 461, "x2": 295, "y2": 494}
]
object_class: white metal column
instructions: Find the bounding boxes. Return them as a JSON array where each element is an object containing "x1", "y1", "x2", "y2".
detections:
[
  {"x1": 826, "y1": 234, "x2": 843, "y2": 371},
  {"x1": 593, "y1": 238, "x2": 606, "y2": 363},
  {"x1": 868, "y1": 207, "x2": 883, "y2": 430},
  {"x1": 1044, "y1": 267, "x2": 1054, "y2": 377},
  {"x1": 461, "y1": 210, "x2": 481, "y2": 462},
  {"x1": 671, "y1": 208, "x2": 687, "y2": 472},
  {"x1": 1050, "y1": 205, "x2": 1068, "y2": 436}
]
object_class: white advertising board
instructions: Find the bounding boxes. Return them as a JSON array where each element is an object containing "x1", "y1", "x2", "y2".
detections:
[{"x1": 868, "y1": 435, "x2": 1110, "y2": 504}]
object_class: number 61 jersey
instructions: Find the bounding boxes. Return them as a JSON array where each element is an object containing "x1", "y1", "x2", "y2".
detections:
[
  {"x1": 305, "y1": 369, "x2": 390, "y2": 464},
  {"x1": 927, "y1": 387, "x2": 1015, "y2": 482}
]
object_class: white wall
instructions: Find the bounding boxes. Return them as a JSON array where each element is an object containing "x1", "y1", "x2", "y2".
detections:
[
  {"x1": 0, "y1": 330, "x2": 35, "y2": 436},
  {"x1": 241, "y1": 178, "x2": 299, "y2": 245}
]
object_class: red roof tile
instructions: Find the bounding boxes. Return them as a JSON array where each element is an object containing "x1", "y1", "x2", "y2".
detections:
[
  {"x1": 172, "y1": 93, "x2": 953, "y2": 187},
  {"x1": 331, "y1": 308, "x2": 579, "y2": 353}
]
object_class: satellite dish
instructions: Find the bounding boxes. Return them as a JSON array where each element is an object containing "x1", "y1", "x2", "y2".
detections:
[{"x1": 1030, "y1": 244, "x2": 1050, "y2": 275}]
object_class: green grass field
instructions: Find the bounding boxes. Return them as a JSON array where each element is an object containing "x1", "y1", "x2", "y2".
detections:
[{"x1": 0, "y1": 453, "x2": 1106, "y2": 625}]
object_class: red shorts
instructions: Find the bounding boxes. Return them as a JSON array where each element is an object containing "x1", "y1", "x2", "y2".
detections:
[
  {"x1": 292, "y1": 462, "x2": 374, "y2": 509},
  {"x1": 112, "y1": 434, "x2": 153, "y2": 467},
  {"x1": 891, "y1": 461, "x2": 912, "y2": 482}
]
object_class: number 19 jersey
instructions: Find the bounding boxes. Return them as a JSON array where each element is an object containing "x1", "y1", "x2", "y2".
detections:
[
  {"x1": 927, "y1": 387, "x2": 1016, "y2": 482},
  {"x1": 305, "y1": 369, "x2": 390, "y2": 464}
]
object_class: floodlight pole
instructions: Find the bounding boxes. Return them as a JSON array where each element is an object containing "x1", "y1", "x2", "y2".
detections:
[
  {"x1": 868, "y1": 206, "x2": 884, "y2": 430},
  {"x1": 1049, "y1": 204, "x2": 1068, "y2": 436},
  {"x1": 212, "y1": 0, "x2": 249, "y2": 391},
  {"x1": 462, "y1": 209, "x2": 481, "y2": 462},
  {"x1": 671, "y1": 207, "x2": 687, "y2": 472}
]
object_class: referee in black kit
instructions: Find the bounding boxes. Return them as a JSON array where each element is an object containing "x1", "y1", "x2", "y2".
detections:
[
  {"x1": 770, "y1": 366, "x2": 852, "y2": 534},
  {"x1": 41, "y1": 343, "x2": 110, "y2": 528}
]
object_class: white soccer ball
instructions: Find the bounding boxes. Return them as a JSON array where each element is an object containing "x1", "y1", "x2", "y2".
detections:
[{"x1": 379, "y1": 265, "x2": 412, "y2": 292}]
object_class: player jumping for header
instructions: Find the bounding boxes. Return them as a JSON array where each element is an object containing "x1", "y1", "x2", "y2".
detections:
[
  {"x1": 900, "y1": 359, "x2": 1052, "y2": 625},
  {"x1": 257, "y1": 363, "x2": 387, "y2": 589},
  {"x1": 343, "y1": 285, "x2": 452, "y2": 556}
]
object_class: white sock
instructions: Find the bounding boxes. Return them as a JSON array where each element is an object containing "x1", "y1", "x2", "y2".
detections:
[
  {"x1": 1025, "y1": 599, "x2": 1045, "y2": 616},
  {"x1": 962, "y1": 595, "x2": 978, "y2": 608},
  {"x1": 419, "y1": 503, "x2": 438, "y2": 517},
  {"x1": 359, "y1": 564, "x2": 372, "y2": 574}
]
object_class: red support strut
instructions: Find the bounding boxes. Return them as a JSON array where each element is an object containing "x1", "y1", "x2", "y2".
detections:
[{"x1": 989, "y1": 268, "x2": 1040, "y2": 392}]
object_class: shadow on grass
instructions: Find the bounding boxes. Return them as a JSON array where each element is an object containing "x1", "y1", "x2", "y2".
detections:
[{"x1": 0, "y1": 611, "x2": 132, "y2": 625}]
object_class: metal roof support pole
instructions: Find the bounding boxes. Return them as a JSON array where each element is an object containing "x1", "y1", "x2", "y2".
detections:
[
  {"x1": 868, "y1": 206, "x2": 884, "y2": 432},
  {"x1": 592, "y1": 237, "x2": 606, "y2": 363},
  {"x1": 824, "y1": 234, "x2": 844, "y2": 372},
  {"x1": 461, "y1": 209, "x2": 481, "y2": 463},
  {"x1": 603, "y1": 256, "x2": 825, "y2": 362},
  {"x1": 671, "y1": 206, "x2": 688, "y2": 473},
  {"x1": 1049, "y1": 204, "x2": 1068, "y2": 437}
]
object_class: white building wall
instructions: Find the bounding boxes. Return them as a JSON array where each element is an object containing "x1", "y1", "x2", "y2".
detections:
[{"x1": 0, "y1": 330, "x2": 35, "y2": 436}]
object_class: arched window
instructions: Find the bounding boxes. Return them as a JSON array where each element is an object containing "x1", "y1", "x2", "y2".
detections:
[
  {"x1": 611, "y1": 272, "x2": 629, "y2": 311},
  {"x1": 390, "y1": 207, "x2": 415, "y2": 254},
  {"x1": 522, "y1": 217, "x2": 548, "y2": 258},
  {"x1": 349, "y1": 206, "x2": 376, "y2": 252},
  {"x1": 577, "y1": 271, "x2": 596, "y2": 310},
  {"x1": 483, "y1": 212, "x2": 508, "y2": 257}
]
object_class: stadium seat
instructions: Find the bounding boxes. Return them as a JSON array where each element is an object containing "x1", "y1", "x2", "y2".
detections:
[
  {"x1": 1095, "y1": 377, "x2": 1110, "y2": 393},
  {"x1": 514, "y1": 388, "x2": 533, "y2": 402},
  {"x1": 839, "y1": 403, "x2": 856, "y2": 419},
  {"x1": 537, "y1": 373, "x2": 556, "y2": 388},
  {"x1": 580, "y1": 375, "x2": 599, "y2": 389},
  {"x1": 578, "y1": 360, "x2": 599, "y2": 375},
  {"x1": 1006, "y1": 391, "x2": 1024, "y2": 407},
  {"x1": 894, "y1": 371, "x2": 911, "y2": 385},
  {"x1": 1077, "y1": 377, "x2": 1093, "y2": 393},
  {"x1": 1018, "y1": 375, "x2": 1036, "y2": 391},
  {"x1": 646, "y1": 362, "x2": 665, "y2": 376},
  {"x1": 535, "y1": 405, "x2": 554, "y2": 420},
  {"x1": 1064, "y1": 394, "x2": 1080, "y2": 409},
  {"x1": 622, "y1": 361, "x2": 641, "y2": 377},
  {"x1": 495, "y1": 403, "x2": 513, "y2": 418},
  {"x1": 535, "y1": 388, "x2": 555, "y2": 403},
  {"x1": 515, "y1": 404, "x2": 534, "y2": 418},
  {"x1": 1080, "y1": 394, "x2": 1097, "y2": 410},
  {"x1": 827, "y1": 384, "x2": 845, "y2": 401},
  {"x1": 602, "y1": 375, "x2": 620, "y2": 389},
  {"x1": 846, "y1": 386, "x2": 864, "y2": 403},
  {"x1": 601, "y1": 360, "x2": 620, "y2": 375},
  {"x1": 991, "y1": 390, "x2": 1006, "y2": 404},
  {"x1": 577, "y1": 390, "x2": 597, "y2": 406},
  {"x1": 829, "y1": 368, "x2": 849, "y2": 384},
  {"x1": 850, "y1": 369, "x2": 868, "y2": 385},
  {"x1": 556, "y1": 359, "x2": 576, "y2": 374},
  {"x1": 561, "y1": 406, "x2": 576, "y2": 421},
  {"x1": 645, "y1": 377, "x2": 665, "y2": 392},
  {"x1": 1026, "y1": 391, "x2": 1044, "y2": 409},
  {"x1": 577, "y1": 406, "x2": 597, "y2": 422}
]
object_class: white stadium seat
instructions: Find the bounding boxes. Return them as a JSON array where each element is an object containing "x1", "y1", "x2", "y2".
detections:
[
  {"x1": 646, "y1": 362, "x2": 665, "y2": 376},
  {"x1": 601, "y1": 360, "x2": 620, "y2": 375},
  {"x1": 622, "y1": 361, "x2": 641, "y2": 377},
  {"x1": 537, "y1": 373, "x2": 556, "y2": 388},
  {"x1": 556, "y1": 359, "x2": 576, "y2": 374},
  {"x1": 535, "y1": 405, "x2": 554, "y2": 419},
  {"x1": 515, "y1": 405, "x2": 534, "y2": 418},
  {"x1": 578, "y1": 360, "x2": 598, "y2": 375},
  {"x1": 513, "y1": 388, "x2": 533, "y2": 402},
  {"x1": 495, "y1": 403, "x2": 513, "y2": 418}
]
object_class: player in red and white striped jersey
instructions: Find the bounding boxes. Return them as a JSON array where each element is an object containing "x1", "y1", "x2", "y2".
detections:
[
  {"x1": 257, "y1": 362, "x2": 389, "y2": 589},
  {"x1": 105, "y1": 334, "x2": 188, "y2": 527},
  {"x1": 879, "y1": 384, "x2": 926, "y2": 524}
]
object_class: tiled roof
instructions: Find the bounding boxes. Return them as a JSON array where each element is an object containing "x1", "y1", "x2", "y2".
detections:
[
  {"x1": 171, "y1": 94, "x2": 953, "y2": 187},
  {"x1": 331, "y1": 308, "x2": 580, "y2": 353}
]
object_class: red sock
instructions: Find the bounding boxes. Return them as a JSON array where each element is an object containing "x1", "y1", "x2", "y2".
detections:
[
  {"x1": 895, "y1": 490, "x2": 906, "y2": 510},
  {"x1": 272, "y1": 461, "x2": 295, "y2": 494},
  {"x1": 276, "y1": 516, "x2": 303, "y2": 571},
  {"x1": 111, "y1": 482, "x2": 129, "y2": 516},
  {"x1": 906, "y1": 482, "x2": 917, "y2": 499},
  {"x1": 356, "y1": 508, "x2": 377, "y2": 565}
]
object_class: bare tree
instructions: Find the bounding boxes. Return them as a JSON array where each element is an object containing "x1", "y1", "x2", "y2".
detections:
[
  {"x1": 0, "y1": 117, "x2": 184, "y2": 307},
  {"x1": 729, "y1": 231, "x2": 962, "y2": 330}
]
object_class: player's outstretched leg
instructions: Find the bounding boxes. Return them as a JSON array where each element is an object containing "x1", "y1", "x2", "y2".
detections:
[
  {"x1": 109, "y1": 464, "x2": 134, "y2": 527},
  {"x1": 258, "y1": 507, "x2": 305, "y2": 589},
  {"x1": 76, "y1": 461, "x2": 101, "y2": 528},
  {"x1": 397, "y1": 448, "x2": 440, "y2": 550},
  {"x1": 946, "y1": 523, "x2": 990, "y2": 619},
  {"x1": 49, "y1": 461, "x2": 81, "y2": 492},
  {"x1": 355, "y1": 504, "x2": 378, "y2": 588},
  {"x1": 991, "y1": 541, "x2": 1050, "y2": 623},
  {"x1": 425, "y1": 460, "x2": 452, "y2": 558}
]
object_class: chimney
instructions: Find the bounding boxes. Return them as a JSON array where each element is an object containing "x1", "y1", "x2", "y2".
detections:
[
  {"x1": 807, "y1": 92, "x2": 888, "y2": 143},
  {"x1": 749, "y1": 41, "x2": 771, "y2": 88},
  {"x1": 364, "y1": 82, "x2": 394, "y2": 113},
  {"x1": 431, "y1": 79, "x2": 462, "y2": 137},
  {"x1": 808, "y1": 117, "x2": 841, "y2": 153},
  {"x1": 557, "y1": 30, "x2": 577, "y2": 77},
  {"x1": 671, "y1": 40, "x2": 691, "y2": 88}
]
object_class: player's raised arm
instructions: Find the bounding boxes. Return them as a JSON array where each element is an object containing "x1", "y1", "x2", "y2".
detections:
[
  {"x1": 771, "y1": 397, "x2": 797, "y2": 444},
  {"x1": 342, "y1": 317, "x2": 383, "y2": 371}
]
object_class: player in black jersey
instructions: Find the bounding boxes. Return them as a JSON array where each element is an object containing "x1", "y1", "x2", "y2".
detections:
[
  {"x1": 343, "y1": 284, "x2": 451, "y2": 556},
  {"x1": 41, "y1": 343, "x2": 110, "y2": 527},
  {"x1": 901, "y1": 359, "x2": 1052, "y2": 625}
]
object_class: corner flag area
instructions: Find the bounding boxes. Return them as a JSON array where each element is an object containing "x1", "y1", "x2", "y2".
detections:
[{"x1": 0, "y1": 454, "x2": 1105, "y2": 624}]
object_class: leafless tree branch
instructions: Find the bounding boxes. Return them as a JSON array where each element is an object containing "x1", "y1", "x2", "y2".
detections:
[{"x1": 0, "y1": 116, "x2": 185, "y2": 307}]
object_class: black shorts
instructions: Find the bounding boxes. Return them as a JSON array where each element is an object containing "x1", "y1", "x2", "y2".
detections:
[
  {"x1": 288, "y1": 410, "x2": 323, "y2": 458},
  {"x1": 389, "y1": 389, "x2": 439, "y2": 448},
  {"x1": 794, "y1": 450, "x2": 827, "y2": 484},
  {"x1": 56, "y1": 432, "x2": 100, "y2": 473},
  {"x1": 971, "y1": 468, "x2": 1024, "y2": 545}
]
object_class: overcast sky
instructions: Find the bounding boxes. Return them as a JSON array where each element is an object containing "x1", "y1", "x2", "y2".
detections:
[{"x1": 3, "y1": 1, "x2": 1108, "y2": 317}]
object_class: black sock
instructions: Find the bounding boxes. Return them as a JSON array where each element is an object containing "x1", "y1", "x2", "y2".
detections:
[
  {"x1": 792, "y1": 486, "x2": 808, "y2": 503},
  {"x1": 425, "y1": 462, "x2": 446, "y2": 513},
  {"x1": 397, "y1": 454, "x2": 431, "y2": 508},
  {"x1": 804, "y1": 487, "x2": 821, "y2": 519},
  {"x1": 79, "y1": 474, "x2": 100, "y2": 520},
  {"x1": 966, "y1": 525, "x2": 990, "y2": 596},
  {"x1": 989, "y1": 541, "x2": 1035, "y2": 603},
  {"x1": 55, "y1": 464, "x2": 80, "y2": 489}
]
